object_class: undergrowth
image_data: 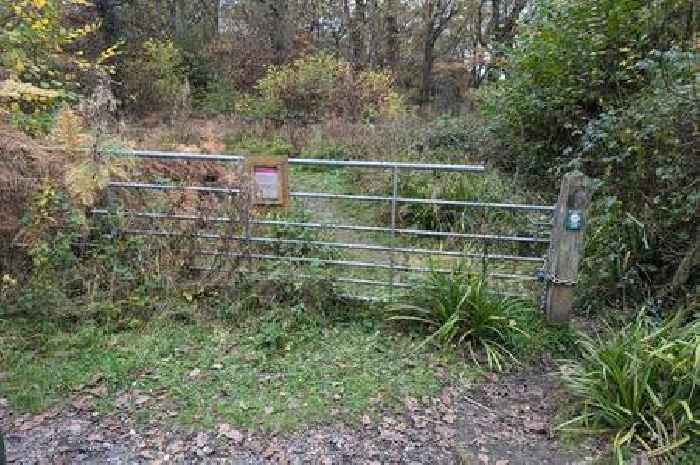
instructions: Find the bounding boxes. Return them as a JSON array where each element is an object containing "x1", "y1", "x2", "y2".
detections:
[
  {"x1": 0, "y1": 306, "x2": 475, "y2": 432},
  {"x1": 560, "y1": 310, "x2": 699, "y2": 463},
  {"x1": 387, "y1": 264, "x2": 566, "y2": 371}
]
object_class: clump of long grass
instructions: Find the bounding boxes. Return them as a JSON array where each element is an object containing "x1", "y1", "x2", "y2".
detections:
[
  {"x1": 387, "y1": 266, "x2": 533, "y2": 371},
  {"x1": 559, "y1": 310, "x2": 699, "y2": 463}
]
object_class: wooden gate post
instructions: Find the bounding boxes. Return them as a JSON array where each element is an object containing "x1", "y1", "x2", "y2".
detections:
[
  {"x1": 545, "y1": 171, "x2": 594, "y2": 323},
  {"x1": 0, "y1": 430, "x2": 6, "y2": 465}
]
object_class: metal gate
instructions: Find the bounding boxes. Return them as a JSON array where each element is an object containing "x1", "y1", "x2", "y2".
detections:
[{"x1": 92, "y1": 150, "x2": 555, "y2": 302}]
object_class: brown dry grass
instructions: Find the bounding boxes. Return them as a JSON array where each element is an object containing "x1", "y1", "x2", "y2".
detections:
[{"x1": 0, "y1": 123, "x2": 60, "y2": 233}]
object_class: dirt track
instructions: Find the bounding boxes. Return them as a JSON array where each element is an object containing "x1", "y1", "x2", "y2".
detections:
[{"x1": 1, "y1": 369, "x2": 600, "y2": 465}]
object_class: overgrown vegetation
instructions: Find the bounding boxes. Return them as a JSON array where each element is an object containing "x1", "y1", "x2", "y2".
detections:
[
  {"x1": 560, "y1": 310, "x2": 699, "y2": 463},
  {"x1": 481, "y1": 0, "x2": 698, "y2": 311},
  {"x1": 0, "y1": 0, "x2": 697, "y2": 463},
  {"x1": 1, "y1": 308, "x2": 474, "y2": 431},
  {"x1": 248, "y1": 53, "x2": 404, "y2": 123},
  {"x1": 388, "y1": 266, "x2": 556, "y2": 371}
]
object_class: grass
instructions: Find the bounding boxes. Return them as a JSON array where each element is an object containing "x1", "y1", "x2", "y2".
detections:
[
  {"x1": 0, "y1": 309, "x2": 476, "y2": 432},
  {"x1": 387, "y1": 267, "x2": 557, "y2": 371},
  {"x1": 559, "y1": 311, "x2": 699, "y2": 463}
]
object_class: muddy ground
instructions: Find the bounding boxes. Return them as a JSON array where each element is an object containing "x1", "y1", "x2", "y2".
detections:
[{"x1": 1, "y1": 368, "x2": 601, "y2": 465}]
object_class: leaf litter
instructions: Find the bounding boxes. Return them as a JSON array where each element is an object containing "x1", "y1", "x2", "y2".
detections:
[{"x1": 0, "y1": 366, "x2": 603, "y2": 464}]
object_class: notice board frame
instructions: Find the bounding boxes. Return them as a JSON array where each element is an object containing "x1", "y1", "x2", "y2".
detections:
[{"x1": 244, "y1": 155, "x2": 289, "y2": 207}]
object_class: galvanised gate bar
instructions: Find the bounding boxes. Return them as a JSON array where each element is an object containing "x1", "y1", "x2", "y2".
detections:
[{"x1": 91, "y1": 149, "x2": 555, "y2": 301}]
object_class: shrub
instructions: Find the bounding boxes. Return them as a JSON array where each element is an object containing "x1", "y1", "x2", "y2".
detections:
[
  {"x1": 578, "y1": 197, "x2": 653, "y2": 312},
  {"x1": 223, "y1": 134, "x2": 293, "y2": 156},
  {"x1": 480, "y1": 0, "x2": 693, "y2": 185},
  {"x1": 253, "y1": 53, "x2": 404, "y2": 123},
  {"x1": 560, "y1": 311, "x2": 700, "y2": 463},
  {"x1": 0, "y1": 0, "x2": 115, "y2": 123},
  {"x1": 300, "y1": 135, "x2": 350, "y2": 160},
  {"x1": 421, "y1": 115, "x2": 496, "y2": 162},
  {"x1": 193, "y1": 79, "x2": 237, "y2": 114},
  {"x1": 481, "y1": 0, "x2": 697, "y2": 310},
  {"x1": 387, "y1": 266, "x2": 533, "y2": 371},
  {"x1": 123, "y1": 39, "x2": 189, "y2": 115},
  {"x1": 253, "y1": 206, "x2": 343, "y2": 261}
]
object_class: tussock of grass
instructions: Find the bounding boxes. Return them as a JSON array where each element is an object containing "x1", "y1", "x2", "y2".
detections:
[
  {"x1": 559, "y1": 311, "x2": 699, "y2": 463},
  {"x1": 387, "y1": 267, "x2": 558, "y2": 371}
]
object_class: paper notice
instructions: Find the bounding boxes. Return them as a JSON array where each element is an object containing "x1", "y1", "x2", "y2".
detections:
[{"x1": 254, "y1": 166, "x2": 279, "y2": 200}]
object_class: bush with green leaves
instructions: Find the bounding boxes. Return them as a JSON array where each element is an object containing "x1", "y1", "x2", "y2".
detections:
[
  {"x1": 481, "y1": 0, "x2": 693, "y2": 182},
  {"x1": 560, "y1": 310, "x2": 699, "y2": 463},
  {"x1": 577, "y1": 197, "x2": 653, "y2": 312},
  {"x1": 388, "y1": 267, "x2": 534, "y2": 371},
  {"x1": 575, "y1": 54, "x2": 697, "y2": 307},
  {"x1": 421, "y1": 115, "x2": 496, "y2": 163},
  {"x1": 123, "y1": 39, "x2": 190, "y2": 115},
  {"x1": 193, "y1": 79, "x2": 237, "y2": 114},
  {"x1": 481, "y1": 0, "x2": 697, "y2": 310},
  {"x1": 251, "y1": 53, "x2": 404, "y2": 124}
]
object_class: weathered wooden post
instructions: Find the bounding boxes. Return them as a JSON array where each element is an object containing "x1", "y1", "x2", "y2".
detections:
[
  {"x1": 545, "y1": 171, "x2": 594, "y2": 323},
  {"x1": 1, "y1": 430, "x2": 6, "y2": 465}
]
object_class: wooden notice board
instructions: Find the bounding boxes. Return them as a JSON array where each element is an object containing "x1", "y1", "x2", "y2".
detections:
[{"x1": 244, "y1": 155, "x2": 289, "y2": 207}]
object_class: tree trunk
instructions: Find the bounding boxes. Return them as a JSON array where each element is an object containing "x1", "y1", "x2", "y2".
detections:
[
  {"x1": 384, "y1": 0, "x2": 399, "y2": 72},
  {"x1": 367, "y1": 0, "x2": 381, "y2": 68},
  {"x1": 168, "y1": 0, "x2": 177, "y2": 38},
  {"x1": 175, "y1": 0, "x2": 186, "y2": 40},
  {"x1": 421, "y1": 32, "x2": 436, "y2": 103},
  {"x1": 267, "y1": 0, "x2": 290, "y2": 65},
  {"x1": 94, "y1": 0, "x2": 119, "y2": 41},
  {"x1": 420, "y1": 0, "x2": 437, "y2": 104},
  {"x1": 351, "y1": 0, "x2": 366, "y2": 70},
  {"x1": 0, "y1": 431, "x2": 5, "y2": 465}
]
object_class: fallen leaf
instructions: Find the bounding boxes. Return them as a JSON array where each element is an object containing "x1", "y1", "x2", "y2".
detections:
[
  {"x1": 195, "y1": 431, "x2": 208, "y2": 448},
  {"x1": 167, "y1": 440, "x2": 186, "y2": 454},
  {"x1": 404, "y1": 396, "x2": 419, "y2": 411},
  {"x1": 66, "y1": 419, "x2": 89, "y2": 434},
  {"x1": 524, "y1": 420, "x2": 547, "y2": 434},
  {"x1": 218, "y1": 423, "x2": 244, "y2": 443},
  {"x1": 88, "y1": 373, "x2": 104, "y2": 386},
  {"x1": 71, "y1": 395, "x2": 94, "y2": 411},
  {"x1": 379, "y1": 428, "x2": 405, "y2": 443},
  {"x1": 440, "y1": 387, "x2": 452, "y2": 405},
  {"x1": 86, "y1": 432, "x2": 104, "y2": 441},
  {"x1": 86, "y1": 384, "x2": 108, "y2": 397},
  {"x1": 436, "y1": 425, "x2": 456, "y2": 439},
  {"x1": 411, "y1": 415, "x2": 427, "y2": 428},
  {"x1": 263, "y1": 444, "x2": 281, "y2": 458},
  {"x1": 139, "y1": 450, "x2": 156, "y2": 459}
]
